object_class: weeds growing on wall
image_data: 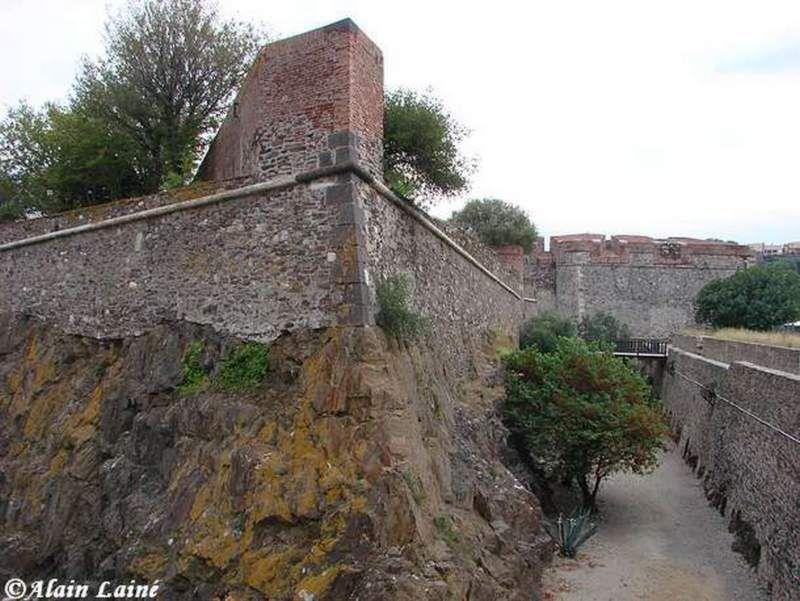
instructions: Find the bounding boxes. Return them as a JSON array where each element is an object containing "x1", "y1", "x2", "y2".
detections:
[
  {"x1": 376, "y1": 274, "x2": 429, "y2": 342},
  {"x1": 216, "y1": 342, "x2": 270, "y2": 392}
]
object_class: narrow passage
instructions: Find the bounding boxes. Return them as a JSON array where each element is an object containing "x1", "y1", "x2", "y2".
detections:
[{"x1": 543, "y1": 446, "x2": 769, "y2": 601}]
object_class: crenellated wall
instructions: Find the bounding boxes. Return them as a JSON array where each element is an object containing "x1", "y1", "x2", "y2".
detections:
[
  {"x1": 662, "y1": 342, "x2": 800, "y2": 600},
  {"x1": 525, "y1": 234, "x2": 754, "y2": 336}
]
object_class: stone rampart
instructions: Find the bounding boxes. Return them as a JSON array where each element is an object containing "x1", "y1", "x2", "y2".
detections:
[
  {"x1": 672, "y1": 333, "x2": 800, "y2": 375},
  {"x1": 525, "y1": 234, "x2": 754, "y2": 336},
  {"x1": 662, "y1": 345, "x2": 800, "y2": 600}
]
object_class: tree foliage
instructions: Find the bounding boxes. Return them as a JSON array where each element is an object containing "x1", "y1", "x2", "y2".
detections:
[
  {"x1": 504, "y1": 338, "x2": 667, "y2": 509},
  {"x1": 449, "y1": 198, "x2": 537, "y2": 251},
  {"x1": 0, "y1": 101, "x2": 146, "y2": 213},
  {"x1": 383, "y1": 88, "x2": 474, "y2": 202},
  {"x1": 519, "y1": 312, "x2": 577, "y2": 353},
  {"x1": 695, "y1": 262, "x2": 800, "y2": 330},
  {"x1": 75, "y1": 0, "x2": 263, "y2": 189},
  {"x1": 579, "y1": 311, "x2": 631, "y2": 344}
]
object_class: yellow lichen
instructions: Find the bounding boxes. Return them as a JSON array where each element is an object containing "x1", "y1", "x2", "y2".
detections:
[{"x1": 295, "y1": 564, "x2": 344, "y2": 599}]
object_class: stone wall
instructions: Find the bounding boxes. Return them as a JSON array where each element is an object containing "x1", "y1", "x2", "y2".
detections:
[
  {"x1": 672, "y1": 333, "x2": 800, "y2": 375},
  {"x1": 0, "y1": 176, "x2": 363, "y2": 342},
  {"x1": 358, "y1": 180, "x2": 523, "y2": 378},
  {"x1": 662, "y1": 344, "x2": 800, "y2": 600},
  {"x1": 525, "y1": 234, "x2": 754, "y2": 336}
]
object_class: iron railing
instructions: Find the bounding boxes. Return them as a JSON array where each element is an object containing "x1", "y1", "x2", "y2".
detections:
[{"x1": 613, "y1": 339, "x2": 668, "y2": 356}]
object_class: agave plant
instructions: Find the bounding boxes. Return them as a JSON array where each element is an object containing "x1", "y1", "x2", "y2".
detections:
[{"x1": 545, "y1": 508, "x2": 598, "y2": 558}]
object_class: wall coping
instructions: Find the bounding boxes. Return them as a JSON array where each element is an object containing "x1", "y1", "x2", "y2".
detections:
[
  {"x1": 0, "y1": 161, "x2": 524, "y2": 302},
  {"x1": 667, "y1": 345, "x2": 731, "y2": 369}
]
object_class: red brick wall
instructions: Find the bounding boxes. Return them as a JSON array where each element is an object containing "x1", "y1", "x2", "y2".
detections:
[{"x1": 197, "y1": 19, "x2": 384, "y2": 182}]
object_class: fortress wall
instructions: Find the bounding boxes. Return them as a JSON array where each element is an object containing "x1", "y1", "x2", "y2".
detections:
[
  {"x1": 672, "y1": 333, "x2": 800, "y2": 375},
  {"x1": 526, "y1": 235, "x2": 753, "y2": 336},
  {"x1": 662, "y1": 346, "x2": 800, "y2": 599},
  {"x1": 0, "y1": 176, "x2": 363, "y2": 342},
  {"x1": 358, "y1": 181, "x2": 523, "y2": 378}
]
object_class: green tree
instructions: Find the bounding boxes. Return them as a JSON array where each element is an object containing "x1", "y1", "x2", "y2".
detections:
[
  {"x1": 75, "y1": 0, "x2": 263, "y2": 189},
  {"x1": 504, "y1": 338, "x2": 667, "y2": 509},
  {"x1": 519, "y1": 312, "x2": 576, "y2": 353},
  {"x1": 579, "y1": 311, "x2": 631, "y2": 344},
  {"x1": 449, "y1": 198, "x2": 537, "y2": 252},
  {"x1": 0, "y1": 102, "x2": 146, "y2": 212},
  {"x1": 384, "y1": 88, "x2": 474, "y2": 201},
  {"x1": 695, "y1": 262, "x2": 800, "y2": 330}
]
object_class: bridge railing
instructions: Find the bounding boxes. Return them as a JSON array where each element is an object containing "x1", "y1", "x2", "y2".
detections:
[{"x1": 613, "y1": 339, "x2": 668, "y2": 356}]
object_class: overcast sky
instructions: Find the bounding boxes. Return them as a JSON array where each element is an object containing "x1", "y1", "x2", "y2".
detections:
[{"x1": 2, "y1": 1, "x2": 799, "y2": 243}]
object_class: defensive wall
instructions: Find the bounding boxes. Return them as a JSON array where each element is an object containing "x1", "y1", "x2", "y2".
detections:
[
  {"x1": 525, "y1": 234, "x2": 754, "y2": 337},
  {"x1": 662, "y1": 338, "x2": 800, "y2": 600},
  {"x1": 0, "y1": 19, "x2": 522, "y2": 379}
]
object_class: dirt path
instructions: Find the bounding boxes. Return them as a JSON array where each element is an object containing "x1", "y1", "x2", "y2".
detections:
[{"x1": 543, "y1": 446, "x2": 769, "y2": 601}]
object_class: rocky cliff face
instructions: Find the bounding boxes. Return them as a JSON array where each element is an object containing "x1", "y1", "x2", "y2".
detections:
[{"x1": 0, "y1": 314, "x2": 550, "y2": 600}]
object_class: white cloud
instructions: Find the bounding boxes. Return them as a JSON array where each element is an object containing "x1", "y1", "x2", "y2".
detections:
[{"x1": 1, "y1": 0, "x2": 799, "y2": 243}]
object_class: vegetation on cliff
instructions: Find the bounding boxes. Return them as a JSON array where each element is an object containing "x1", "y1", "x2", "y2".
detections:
[
  {"x1": 504, "y1": 337, "x2": 667, "y2": 509},
  {"x1": 695, "y1": 262, "x2": 800, "y2": 330}
]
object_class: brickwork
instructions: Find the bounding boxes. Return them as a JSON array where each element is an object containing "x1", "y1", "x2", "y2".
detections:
[
  {"x1": 662, "y1": 345, "x2": 800, "y2": 600},
  {"x1": 525, "y1": 234, "x2": 754, "y2": 336},
  {"x1": 196, "y1": 19, "x2": 383, "y2": 182}
]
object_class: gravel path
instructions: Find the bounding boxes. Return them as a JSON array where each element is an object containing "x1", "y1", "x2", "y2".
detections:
[{"x1": 543, "y1": 446, "x2": 770, "y2": 601}]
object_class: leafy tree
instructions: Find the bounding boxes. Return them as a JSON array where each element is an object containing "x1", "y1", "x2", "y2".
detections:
[
  {"x1": 449, "y1": 198, "x2": 537, "y2": 252},
  {"x1": 75, "y1": 0, "x2": 263, "y2": 189},
  {"x1": 519, "y1": 311, "x2": 576, "y2": 353},
  {"x1": 0, "y1": 101, "x2": 146, "y2": 212},
  {"x1": 579, "y1": 311, "x2": 631, "y2": 344},
  {"x1": 384, "y1": 88, "x2": 474, "y2": 201},
  {"x1": 695, "y1": 262, "x2": 800, "y2": 330},
  {"x1": 504, "y1": 338, "x2": 667, "y2": 509}
]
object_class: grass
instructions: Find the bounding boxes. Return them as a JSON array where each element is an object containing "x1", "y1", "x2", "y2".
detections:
[
  {"x1": 683, "y1": 327, "x2": 800, "y2": 349},
  {"x1": 433, "y1": 515, "x2": 459, "y2": 545}
]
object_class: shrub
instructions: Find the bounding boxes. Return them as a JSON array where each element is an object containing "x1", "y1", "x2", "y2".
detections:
[
  {"x1": 504, "y1": 337, "x2": 667, "y2": 509},
  {"x1": 519, "y1": 312, "x2": 577, "y2": 352},
  {"x1": 375, "y1": 274, "x2": 428, "y2": 342},
  {"x1": 0, "y1": 200, "x2": 24, "y2": 223},
  {"x1": 449, "y1": 198, "x2": 537, "y2": 252},
  {"x1": 216, "y1": 342, "x2": 270, "y2": 392},
  {"x1": 579, "y1": 311, "x2": 631, "y2": 344},
  {"x1": 695, "y1": 262, "x2": 800, "y2": 331}
]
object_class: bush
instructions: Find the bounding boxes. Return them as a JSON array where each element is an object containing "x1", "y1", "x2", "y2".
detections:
[
  {"x1": 449, "y1": 198, "x2": 537, "y2": 252},
  {"x1": 504, "y1": 337, "x2": 667, "y2": 509},
  {"x1": 216, "y1": 342, "x2": 270, "y2": 392},
  {"x1": 695, "y1": 263, "x2": 800, "y2": 331},
  {"x1": 579, "y1": 311, "x2": 631, "y2": 344},
  {"x1": 519, "y1": 312, "x2": 577, "y2": 353},
  {"x1": 375, "y1": 274, "x2": 428, "y2": 342}
]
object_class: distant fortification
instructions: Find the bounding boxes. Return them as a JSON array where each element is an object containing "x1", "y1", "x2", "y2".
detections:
[{"x1": 526, "y1": 234, "x2": 754, "y2": 337}]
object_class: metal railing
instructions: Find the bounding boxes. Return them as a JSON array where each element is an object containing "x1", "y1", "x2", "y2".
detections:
[{"x1": 613, "y1": 339, "x2": 668, "y2": 357}]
